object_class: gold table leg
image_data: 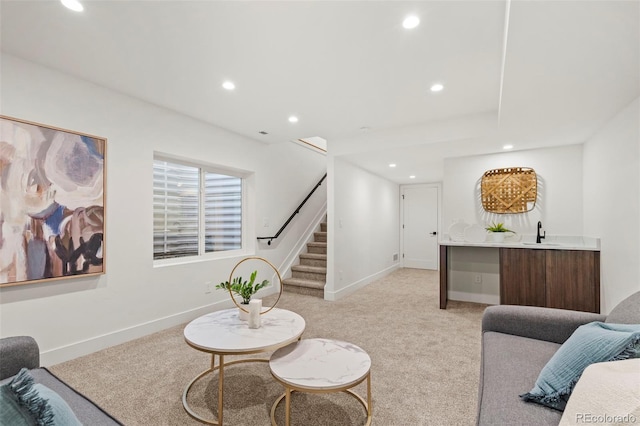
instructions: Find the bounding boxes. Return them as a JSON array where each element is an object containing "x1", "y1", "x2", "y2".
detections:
[
  {"x1": 270, "y1": 371, "x2": 372, "y2": 426},
  {"x1": 285, "y1": 388, "x2": 291, "y2": 426},
  {"x1": 218, "y1": 354, "x2": 224, "y2": 425},
  {"x1": 183, "y1": 355, "x2": 270, "y2": 425}
]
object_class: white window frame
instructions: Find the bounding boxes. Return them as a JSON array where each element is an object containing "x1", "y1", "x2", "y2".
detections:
[{"x1": 153, "y1": 153, "x2": 255, "y2": 267}]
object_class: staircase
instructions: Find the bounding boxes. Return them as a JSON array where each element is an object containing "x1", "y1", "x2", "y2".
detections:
[{"x1": 282, "y1": 222, "x2": 327, "y2": 298}]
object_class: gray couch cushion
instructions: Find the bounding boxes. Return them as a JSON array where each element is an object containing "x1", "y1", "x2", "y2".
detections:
[
  {"x1": 1, "y1": 368, "x2": 121, "y2": 426},
  {"x1": 477, "y1": 332, "x2": 562, "y2": 426},
  {"x1": 482, "y1": 305, "x2": 605, "y2": 345},
  {"x1": 0, "y1": 336, "x2": 39, "y2": 380},
  {"x1": 606, "y1": 291, "x2": 640, "y2": 324}
]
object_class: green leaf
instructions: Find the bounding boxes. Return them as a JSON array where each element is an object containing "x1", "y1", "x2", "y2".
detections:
[
  {"x1": 485, "y1": 222, "x2": 514, "y2": 233},
  {"x1": 215, "y1": 270, "x2": 269, "y2": 304}
]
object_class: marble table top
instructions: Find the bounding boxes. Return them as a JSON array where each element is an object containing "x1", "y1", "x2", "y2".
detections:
[
  {"x1": 184, "y1": 308, "x2": 306, "y2": 354},
  {"x1": 269, "y1": 338, "x2": 371, "y2": 391}
]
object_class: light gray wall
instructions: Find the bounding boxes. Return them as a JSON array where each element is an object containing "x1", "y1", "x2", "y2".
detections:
[
  {"x1": 443, "y1": 144, "x2": 584, "y2": 236},
  {"x1": 0, "y1": 54, "x2": 327, "y2": 365},
  {"x1": 583, "y1": 98, "x2": 640, "y2": 313},
  {"x1": 326, "y1": 156, "x2": 400, "y2": 300}
]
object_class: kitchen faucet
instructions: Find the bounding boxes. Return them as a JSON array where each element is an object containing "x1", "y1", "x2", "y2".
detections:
[{"x1": 536, "y1": 221, "x2": 546, "y2": 243}]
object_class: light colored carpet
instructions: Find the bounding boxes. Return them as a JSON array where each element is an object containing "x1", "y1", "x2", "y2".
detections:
[{"x1": 50, "y1": 268, "x2": 487, "y2": 425}]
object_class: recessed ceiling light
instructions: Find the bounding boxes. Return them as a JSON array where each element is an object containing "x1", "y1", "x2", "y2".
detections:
[
  {"x1": 222, "y1": 81, "x2": 235, "y2": 90},
  {"x1": 61, "y1": 0, "x2": 83, "y2": 12},
  {"x1": 389, "y1": 164, "x2": 397, "y2": 168},
  {"x1": 402, "y1": 15, "x2": 420, "y2": 29},
  {"x1": 430, "y1": 83, "x2": 444, "y2": 92},
  {"x1": 61, "y1": 0, "x2": 83, "y2": 11},
  {"x1": 503, "y1": 144, "x2": 514, "y2": 150},
  {"x1": 288, "y1": 116, "x2": 299, "y2": 123},
  {"x1": 409, "y1": 175, "x2": 416, "y2": 179}
]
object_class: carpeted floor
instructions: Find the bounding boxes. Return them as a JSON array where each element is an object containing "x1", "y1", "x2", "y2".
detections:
[{"x1": 50, "y1": 268, "x2": 488, "y2": 425}]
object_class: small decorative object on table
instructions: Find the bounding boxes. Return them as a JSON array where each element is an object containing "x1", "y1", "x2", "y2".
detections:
[
  {"x1": 248, "y1": 299, "x2": 262, "y2": 329},
  {"x1": 448, "y1": 220, "x2": 469, "y2": 242},
  {"x1": 485, "y1": 222, "x2": 515, "y2": 243},
  {"x1": 217, "y1": 256, "x2": 283, "y2": 321},
  {"x1": 216, "y1": 270, "x2": 268, "y2": 320}
]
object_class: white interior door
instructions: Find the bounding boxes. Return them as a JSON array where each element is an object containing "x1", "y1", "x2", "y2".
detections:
[{"x1": 402, "y1": 185, "x2": 439, "y2": 270}]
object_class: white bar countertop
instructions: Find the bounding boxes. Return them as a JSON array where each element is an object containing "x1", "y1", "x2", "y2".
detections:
[{"x1": 440, "y1": 235, "x2": 600, "y2": 251}]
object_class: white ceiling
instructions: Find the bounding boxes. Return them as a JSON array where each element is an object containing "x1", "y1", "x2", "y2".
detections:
[{"x1": 1, "y1": 1, "x2": 638, "y2": 184}]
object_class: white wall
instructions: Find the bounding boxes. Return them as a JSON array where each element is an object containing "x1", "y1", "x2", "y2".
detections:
[
  {"x1": 443, "y1": 144, "x2": 584, "y2": 236},
  {"x1": 0, "y1": 55, "x2": 326, "y2": 364},
  {"x1": 583, "y1": 98, "x2": 640, "y2": 313},
  {"x1": 442, "y1": 144, "x2": 584, "y2": 302},
  {"x1": 326, "y1": 156, "x2": 400, "y2": 300}
]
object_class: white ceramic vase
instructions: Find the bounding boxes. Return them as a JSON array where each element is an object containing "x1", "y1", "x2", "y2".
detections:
[
  {"x1": 491, "y1": 232, "x2": 506, "y2": 243},
  {"x1": 238, "y1": 304, "x2": 250, "y2": 321}
]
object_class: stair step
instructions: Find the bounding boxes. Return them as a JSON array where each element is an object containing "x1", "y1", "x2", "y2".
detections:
[
  {"x1": 282, "y1": 277, "x2": 325, "y2": 290},
  {"x1": 307, "y1": 242, "x2": 327, "y2": 254},
  {"x1": 282, "y1": 278, "x2": 324, "y2": 298},
  {"x1": 291, "y1": 265, "x2": 326, "y2": 281},
  {"x1": 300, "y1": 253, "x2": 326, "y2": 260},
  {"x1": 320, "y1": 222, "x2": 327, "y2": 232},
  {"x1": 292, "y1": 265, "x2": 326, "y2": 274},
  {"x1": 300, "y1": 253, "x2": 326, "y2": 267},
  {"x1": 314, "y1": 231, "x2": 327, "y2": 242}
]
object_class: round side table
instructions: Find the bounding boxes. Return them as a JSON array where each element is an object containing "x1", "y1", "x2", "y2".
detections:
[{"x1": 269, "y1": 338, "x2": 372, "y2": 426}]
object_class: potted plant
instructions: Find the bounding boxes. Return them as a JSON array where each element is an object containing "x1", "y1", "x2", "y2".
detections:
[
  {"x1": 485, "y1": 222, "x2": 514, "y2": 243},
  {"x1": 216, "y1": 270, "x2": 269, "y2": 320}
]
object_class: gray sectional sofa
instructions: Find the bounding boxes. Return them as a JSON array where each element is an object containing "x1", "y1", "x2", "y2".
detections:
[
  {"x1": 476, "y1": 291, "x2": 640, "y2": 425},
  {"x1": 0, "y1": 336, "x2": 122, "y2": 425}
]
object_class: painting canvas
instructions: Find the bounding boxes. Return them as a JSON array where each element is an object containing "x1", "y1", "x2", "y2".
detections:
[{"x1": 0, "y1": 116, "x2": 106, "y2": 286}]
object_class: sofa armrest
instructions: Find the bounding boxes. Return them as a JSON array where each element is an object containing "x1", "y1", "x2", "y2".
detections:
[
  {"x1": 0, "y1": 336, "x2": 40, "y2": 380},
  {"x1": 482, "y1": 305, "x2": 606, "y2": 344}
]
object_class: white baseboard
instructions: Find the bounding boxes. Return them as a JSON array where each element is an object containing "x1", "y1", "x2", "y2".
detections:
[
  {"x1": 324, "y1": 264, "x2": 399, "y2": 301},
  {"x1": 448, "y1": 290, "x2": 499, "y2": 305},
  {"x1": 40, "y1": 298, "x2": 238, "y2": 366}
]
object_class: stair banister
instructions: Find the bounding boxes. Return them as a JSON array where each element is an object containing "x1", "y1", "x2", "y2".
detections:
[{"x1": 257, "y1": 173, "x2": 327, "y2": 245}]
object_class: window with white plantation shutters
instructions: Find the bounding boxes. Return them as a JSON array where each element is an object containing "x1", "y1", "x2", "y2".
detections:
[
  {"x1": 153, "y1": 158, "x2": 242, "y2": 261},
  {"x1": 204, "y1": 172, "x2": 242, "y2": 253}
]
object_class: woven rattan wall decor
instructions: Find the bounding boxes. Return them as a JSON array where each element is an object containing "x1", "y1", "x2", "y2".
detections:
[{"x1": 481, "y1": 167, "x2": 537, "y2": 213}]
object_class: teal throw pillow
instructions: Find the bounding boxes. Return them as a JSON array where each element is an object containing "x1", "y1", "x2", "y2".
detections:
[
  {"x1": 520, "y1": 321, "x2": 640, "y2": 411},
  {"x1": 32, "y1": 383, "x2": 82, "y2": 426},
  {"x1": 0, "y1": 368, "x2": 82, "y2": 426}
]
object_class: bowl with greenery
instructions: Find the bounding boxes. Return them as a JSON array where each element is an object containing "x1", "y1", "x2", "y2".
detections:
[
  {"x1": 216, "y1": 270, "x2": 269, "y2": 320},
  {"x1": 485, "y1": 222, "x2": 514, "y2": 242}
]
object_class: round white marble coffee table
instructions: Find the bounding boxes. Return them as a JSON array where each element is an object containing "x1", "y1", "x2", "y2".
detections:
[
  {"x1": 183, "y1": 308, "x2": 306, "y2": 425},
  {"x1": 269, "y1": 338, "x2": 372, "y2": 426}
]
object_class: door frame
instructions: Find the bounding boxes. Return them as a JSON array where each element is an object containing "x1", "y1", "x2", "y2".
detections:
[{"x1": 399, "y1": 183, "x2": 442, "y2": 270}]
